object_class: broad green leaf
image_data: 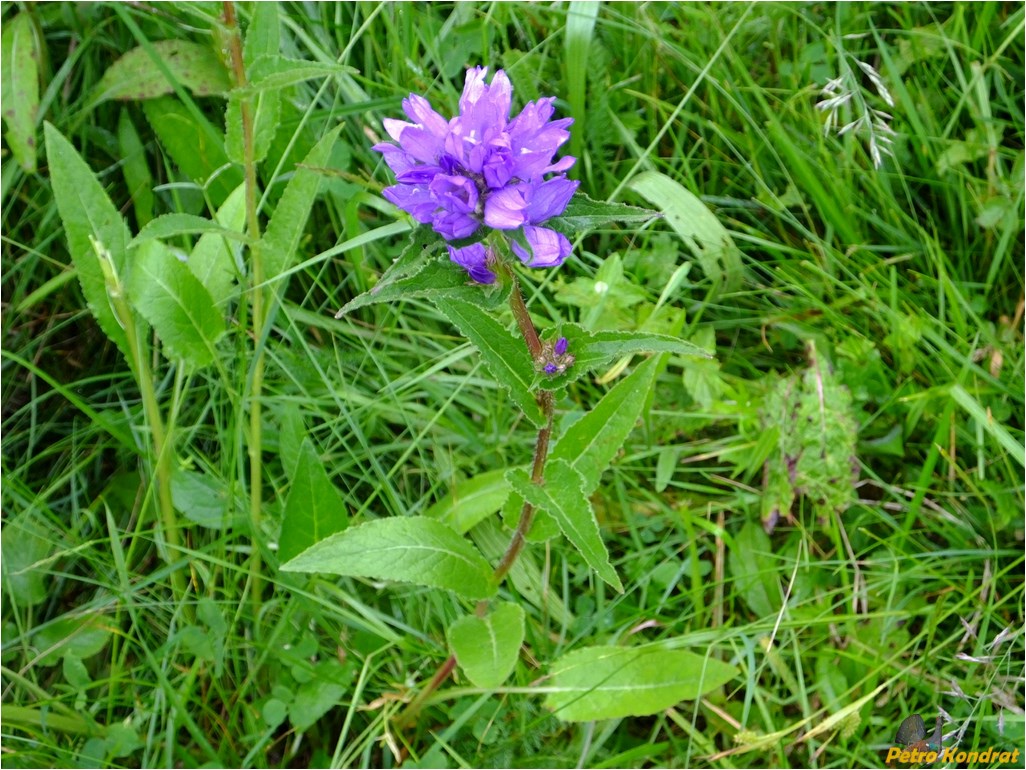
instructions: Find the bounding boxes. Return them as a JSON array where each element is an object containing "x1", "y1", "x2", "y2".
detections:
[
  {"x1": 548, "y1": 191, "x2": 659, "y2": 234},
  {"x1": 143, "y1": 97, "x2": 242, "y2": 207},
  {"x1": 130, "y1": 213, "x2": 249, "y2": 248},
  {"x1": 170, "y1": 468, "x2": 243, "y2": 530},
  {"x1": 188, "y1": 184, "x2": 246, "y2": 306},
  {"x1": 425, "y1": 468, "x2": 512, "y2": 534},
  {"x1": 279, "y1": 439, "x2": 349, "y2": 563},
  {"x1": 508, "y1": 460, "x2": 622, "y2": 592},
  {"x1": 260, "y1": 125, "x2": 342, "y2": 286},
  {"x1": 728, "y1": 520, "x2": 779, "y2": 617},
  {"x1": 93, "y1": 40, "x2": 231, "y2": 103},
  {"x1": 544, "y1": 645, "x2": 738, "y2": 722},
  {"x1": 117, "y1": 109, "x2": 154, "y2": 226},
  {"x1": 550, "y1": 355, "x2": 661, "y2": 494},
  {"x1": 434, "y1": 297, "x2": 545, "y2": 427},
  {"x1": 33, "y1": 614, "x2": 112, "y2": 666},
  {"x1": 241, "y1": 56, "x2": 356, "y2": 94},
  {"x1": 243, "y1": 2, "x2": 280, "y2": 69},
  {"x1": 448, "y1": 603, "x2": 525, "y2": 689},
  {"x1": 1, "y1": 515, "x2": 50, "y2": 607},
  {"x1": 538, "y1": 324, "x2": 711, "y2": 389},
  {"x1": 1, "y1": 14, "x2": 40, "y2": 172},
  {"x1": 127, "y1": 241, "x2": 225, "y2": 368},
  {"x1": 280, "y1": 516, "x2": 496, "y2": 600},
  {"x1": 44, "y1": 122, "x2": 132, "y2": 357},
  {"x1": 627, "y1": 171, "x2": 742, "y2": 291}
]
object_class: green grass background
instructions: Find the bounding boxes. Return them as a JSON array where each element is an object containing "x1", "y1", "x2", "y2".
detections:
[{"x1": 2, "y1": 2, "x2": 1023, "y2": 768}]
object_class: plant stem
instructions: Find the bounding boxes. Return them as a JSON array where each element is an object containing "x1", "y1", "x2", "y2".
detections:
[
  {"x1": 224, "y1": 0, "x2": 266, "y2": 604},
  {"x1": 394, "y1": 654, "x2": 458, "y2": 730},
  {"x1": 396, "y1": 274, "x2": 556, "y2": 727},
  {"x1": 96, "y1": 239, "x2": 188, "y2": 612},
  {"x1": 493, "y1": 389, "x2": 553, "y2": 584},
  {"x1": 506, "y1": 271, "x2": 543, "y2": 360}
]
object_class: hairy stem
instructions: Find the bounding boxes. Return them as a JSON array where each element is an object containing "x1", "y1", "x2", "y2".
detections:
[
  {"x1": 396, "y1": 275, "x2": 555, "y2": 727},
  {"x1": 224, "y1": 0, "x2": 266, "y2": 603},
  {"x1": 493, "y1": 389, "x2": 553, "y2": 584}
]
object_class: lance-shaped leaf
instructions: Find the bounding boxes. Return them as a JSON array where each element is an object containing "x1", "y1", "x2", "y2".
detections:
[
  {"x1": 447, "y1": 602, "x2": 525, "y2": 689},
  {"x1": 93, "y1": 40, "x2": 231, "y2": 103},
  {"x1": 143, "y1": 97, "x2": 242, "y2": 207},
  {"x1": 2, "y1": 13, "x2": 40, "y2": 172},
  {"x1": 627, "y1": 171, "x2": 741, "y2": 291},
  {"x1": 260, "y1": 125, "x2": 342, "y2": 286},
  {"x1": 550, "y1": 355, "x2": 661, "y2": 494},
  {"x1": 544, "y1": 645, "x2": 738, "y2": 722},
  {"x1": 44, "y1": 122, "x2": 133, "y2": 357},
  {"x1": 548, "y1": 191, "x2": 659, "y2": 234},
  {"x1": 278, "y1": 439, "x2": 349, "y2": 563},
  {"x1": 280, "y1": 516, "x2": 496, "y2": 600},
  {"x1": 118, "y1": 109, "x2": 154, "y2": 226},
  {"x1": 127, "y1": 241, "x2": 225, "y2": 368},
  {"x1": 537, "y1": 324, "x2": 710, "y2": 389},
  {"x1": 509, "y1": 460, "x2": 622, "y2": 592},
  {"x1": 434, "y1": 298, "x2": 546, "y2": 427},
  {"x1": 335, "y1": 229, "x2": 509, "y2": 317}
]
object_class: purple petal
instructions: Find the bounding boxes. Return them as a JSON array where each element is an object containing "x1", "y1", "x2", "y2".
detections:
[
  {"x1": 428, "y1": 174, "x2": 479, "y2": 214},
  {"x1": 544, "y1": 155, "x2": 576, "y2": 174},
  {"x1": 483, "y1": 185, "x2": 528, "y2": 229},
  {"x1": 432, "y1": 210, "x2": 480, "y2": 240},
  {"x1": 447, "y1": 242, "x2": 496, "y2": 283},
  {"x1": 373, "y1": 143, "x2": 417, "y2": 177},
  {"x1": 554, "y1": 337, "x2": 569, "y2": 356},
  {"x1": 402, "y1": 94, "x2": 449, "y2": 137},
  {"x1": 512, "y1": 225, "x2": 572, "y2": 267},
  {"x1": 459, "y1": 67, "x2": 512, "y2": 128},
  {"x1": 397, "y1": 126, "x2": 445, "y2": 163},
  {"x1": 524, "y1": 177, "x2": 579, "y2": 223},
  {"x1": 382, "y1": 184, "x2": 436, "y2": 223},
  {"x1": 382, "y1": 118, "x2": 412, "y2": 142}
]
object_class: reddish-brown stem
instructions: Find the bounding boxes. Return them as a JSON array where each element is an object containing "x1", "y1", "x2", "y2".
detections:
[
  {"x1": 396, "y1": 275, "x2": 556, "y2": 727},
  {"x1": 492, "y1": 389, "x2": 553, "y2": 584},
  {"x1": 395, "y1": 654, "x2": 458, "y2": 729}
]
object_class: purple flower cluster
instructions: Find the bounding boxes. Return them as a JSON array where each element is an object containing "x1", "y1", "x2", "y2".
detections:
[
  {"x1": 541, "y1": 336, "x2": 573, "y2": 375},
  {"x1": 373, "y1": 67, "x2": 579, "y2": 283}
]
